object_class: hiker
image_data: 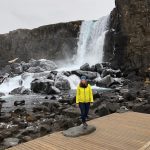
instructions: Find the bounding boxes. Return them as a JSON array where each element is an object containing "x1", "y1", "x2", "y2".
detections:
[{"x1": 76, "y1": 76, "x2": 94, "y2": 129}]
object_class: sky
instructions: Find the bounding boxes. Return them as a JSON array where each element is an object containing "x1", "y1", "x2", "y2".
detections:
[{"x1": 0, "y1": 0, "x2": 115, "y2": 34}]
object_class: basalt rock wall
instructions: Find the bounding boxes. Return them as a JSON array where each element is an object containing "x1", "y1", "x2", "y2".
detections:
[
  {"x1": 0, "y1": 21, "x2": 81, "y2": 68},
  {"x1": 104, "y1": 0, "x2": 150, "y2": 75}
]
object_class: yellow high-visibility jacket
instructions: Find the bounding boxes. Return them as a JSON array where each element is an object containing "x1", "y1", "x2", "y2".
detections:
[{"x1": 76, "y1": 84, "x2": 94, "y2": 104}]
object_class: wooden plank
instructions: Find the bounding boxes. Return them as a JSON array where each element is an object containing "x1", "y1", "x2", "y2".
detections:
[{"x1": 7, "y1": 112, "x2": 150, "y2": 150}]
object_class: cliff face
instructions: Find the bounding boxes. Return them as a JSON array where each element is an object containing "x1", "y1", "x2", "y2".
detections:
[
  {"x1": 0, "y1": 21, "x2": 81, "y2": 68},
  {"x1": 104, "y1": 0, "x2": 150, "y2": 75}
]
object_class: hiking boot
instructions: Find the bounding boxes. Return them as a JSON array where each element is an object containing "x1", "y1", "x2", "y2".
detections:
[{"x1": 82, "y1": 122, "x2": 88, "y2": 129}]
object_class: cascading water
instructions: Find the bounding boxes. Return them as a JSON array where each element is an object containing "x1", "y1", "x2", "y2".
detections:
[{"x1": 73, "y1": 15, "x2": 109, "y2": 66}]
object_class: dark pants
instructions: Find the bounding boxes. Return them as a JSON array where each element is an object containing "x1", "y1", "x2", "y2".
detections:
[{"x1": 79, "y1": 102, "x2": 90, "y2": 123}]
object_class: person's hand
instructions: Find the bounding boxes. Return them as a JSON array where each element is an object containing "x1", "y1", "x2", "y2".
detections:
[{"x1": 76, "y1": 104, "x2": 79, "y2": 107}]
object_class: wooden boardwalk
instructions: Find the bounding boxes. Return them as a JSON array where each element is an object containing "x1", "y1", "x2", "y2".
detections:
[{"x1": 8, "y1": 112, "x2": 150, "y2": 150}]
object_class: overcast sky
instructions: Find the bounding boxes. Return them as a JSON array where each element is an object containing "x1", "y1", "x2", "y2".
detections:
[{"x1": 0, "y1": 0, "x2": 115, "y2": 34}]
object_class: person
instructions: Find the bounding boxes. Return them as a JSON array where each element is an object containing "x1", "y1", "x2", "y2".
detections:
[{"x1": 76, "y1": 76, "x2": 94, "y2": 129}]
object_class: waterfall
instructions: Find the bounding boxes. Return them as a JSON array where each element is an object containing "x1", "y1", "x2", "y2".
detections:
[
  {"x1": 73, "y1": 15, "x2": 109, "y2": 66},
  {"x1": 0, "y1": 16, "x2": 110, "y2": 95}
]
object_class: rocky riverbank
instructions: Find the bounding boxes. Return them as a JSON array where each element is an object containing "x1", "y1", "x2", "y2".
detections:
[{"x1": 0, "y1": 59, "x2": 150, "y2": 149}]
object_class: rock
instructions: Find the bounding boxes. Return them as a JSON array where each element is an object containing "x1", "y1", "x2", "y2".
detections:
[
  {"x1": 0, "y1": 65, "x2": 12, "y2": 75},
  {"x1": 0, "y1": 114, "x2": 11, "y2": 122},
  {"x1": 21, "y1": 62, "x2": 30, "y2": 71},
  {"x1": 47, "y1": 73, "x2": 55, "y2": 80},
  {"x1": 62, "y1": 107, "x2": 80, "y2": 118},
  {"x1": 13, "y1": 107, "x2": 26, "y2": 116},
  {"x1": 11, "y1": 63, "x2": 23, "y2": 74},
  {"x1": 33, "y1": 105, "x2": 49, "y2": 113},
  {"x1": 10, "y1": 87, "x2": 30, "y2": 95},
  {"x1": 101, "y1": 62, "x2": 111, "y2": 68},
  {"x1": 95, "y1": 105, "x2": 109, "y2": 117},
  {"x1": 20, "y1": 126, "x2": 38, "y2": 136},
  {"x1": 58, "y1": 97, "x2": 74, "y2": 105},
  {"x1": 0, "y1": 98, "x2": 6, "y2": 103},
  {"x1": 55, "y1": 117, "x2": 75, "y2": 130},
  {"x1": 96, "y1": 75, "x2": 115, "y2": 87},
  {"x1": 18, "y1": 122, "x2": 28, "y2": 129},
  {"x1": 106, "y1": 103, "x2": 120, "y2": 113},
  {"x1": 62, "y1": 125, "x2": 96, "y2": 137},
  {"x1": 31, "y1": 78, "x2": 54, "y2": 93},
  {"x1": 122, "y1": 91, "x2": 136, "y2": 101},
  {"x1": 14, "y1": 100, "x2": 25, "y2": 106},
  {"x1": 30, "y1": 59, "x2": 57, "y2": 71},
  {"x1": 26, "y1": 113, "x2": 37, "y2": 122},
  {"x1": 55, "y1": 74, "x2": 71, "y2": 90},
  {"x1": 27, "y1": 66, "x2": 45, "y2": 73},
  {"x1": 48, "y1": 102, "x2": 60, "y2": 113},
  {"x1": 3, "y1": 138, "x2": 20, "y2": 147},
  {"x1": 0, "y1": 102, "x2": 2, "y2": 115},
  {"x1": 0, "y1": 92, "x2": 5, "y2": 97},
  {"x1": 80, "y1": 63, "x2": 90, "y2": 71},
  {"x1": 71, "y1": 70, "x2": 97, "y2": 80},
  {"x1": 39, "y1": 124, "x2": 52, "y2": 136},
  {"x1": 21, "y1": 136, "x2": 32, "y2": 142},
  {"x1": 90, "y1": 65, "x2": 96, "y2": 72},
  {"x1": 132, "y1": 103, "x2": 150, "y2": 114},
  {"x1": 117, "y1": 106, "x2": 129, "y2": 113},
  {"x1": 47, "y1": 86, "x2": 61, "y2": 95},
  {"x1": 95, "y1": 63, "x2": 103, "y2": 74},
  {"x1": 101, "y1": 69, "x2": 122, "y2": 78}
]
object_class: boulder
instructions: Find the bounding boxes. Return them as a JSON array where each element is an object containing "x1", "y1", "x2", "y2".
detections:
[
  {"x1": 3, "y1": 138, "x2": 20, "y2": 148},
  {"x1": 0, "y1": 114, "x2": 11, "y2": 122},
  {"x1": 80, "y1": 63, "x2": 90, "y2": 71},
  {"x1": 39, "y1": 124, "x2": 52, "y2": 136},
  {"x1": 0, "y1": 92, "x2": 5, "y2": 97},
  {"x1": 101, "y1": 62, "x2": 111, "y2": 68},
  {"x1": 55, "y1": 74, "x2": 71, "y2": 90},
  {"x1": 21, "y1": 136, "x2": 32, "y2": 142},
  {"x1": 31, "y1": 78, "x2": 54, "y2": 93},
  {"x1": 27, "y1": 66, "x2": 45, "y2": 73},
  {"x1": 122, "y1": 91, "x2": 136, "y2": 101},
  {"x1": 21, "y1": 62, "x2": 30, "y2": 71},
  {"x1": 63, "y1": 125, "x2": 96, "y2": 137},
  {"x1": 101, "y1": 69, "x2": 122, "y2": 78},
  {"x1": 11, "y1": 63, "x2": 23, "y2": 74},
  {"x1": 33, "y1": 105, "x2": 49, "y2": 113},
  {"x1": 95, "y1": 105, "x2": 109, "y2": 117},
  {"x1": 117, "y1": 106, "x2": 129, "y2": 113},
  {"x1": 96, "y1": 75, "x2": 115, "y2": 87},
  {"x1": 132, "y1": 104, "x2": 150, "y2": 114},
  {"x1": 62, "y1": 107, "x2": 80, "y2": 118},
  {"x1": 71, "y1": 70, "x2": 97, "y2": 80},
  {"x1": 106, "y1": 103, "x2": 120, "y2": 113},
  {"x1": 19, "y1": 126, "x2": 38, "y2": 136},
  {"x1": 14, "y1": 100, "x2": 25, "y2": 106},
  {"x1": 47, "y1": 86, "x2": 61, "y2": 94},
  {"x1": 29, "y1": 59, "x2": 57, "y2": 71},
  {"x1": 13, "y1": 107, "x2": 26, "y2": 116},
  {"x1": 95, "y1": 63, "x2": 103, "y2": 74},
  {"x1": 10, "y1": 87, "x2": 30, "y2": 95}
]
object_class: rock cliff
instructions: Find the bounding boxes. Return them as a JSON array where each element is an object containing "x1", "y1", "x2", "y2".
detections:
[
  {"x1": 0, "y1": 21, "x2": 81, "y2": 68},
  {"x1": 104, "y1": 0, "x2": 150, "y2": 75}
]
